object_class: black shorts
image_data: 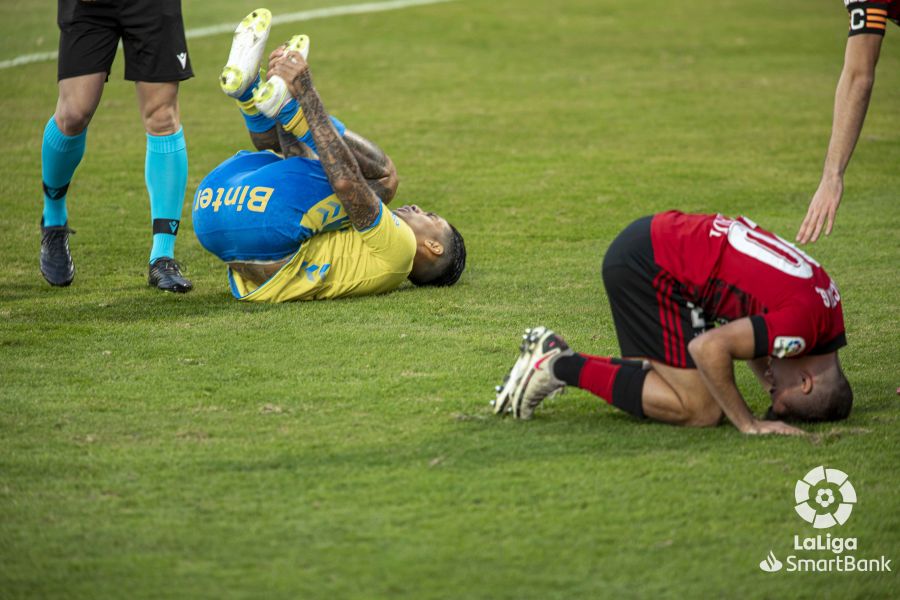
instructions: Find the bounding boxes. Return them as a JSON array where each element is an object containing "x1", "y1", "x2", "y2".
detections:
[
  {"x1": 601, "y1": 216, "x2": 708, "y2": 369},
  {"x1": 57, "y1": 0, "x2": 193, "y2": 82}
]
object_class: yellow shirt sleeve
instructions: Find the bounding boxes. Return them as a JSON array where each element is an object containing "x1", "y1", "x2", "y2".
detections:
[{"x1": 229, "y1": 203, "x2": 417, "y2": 302}]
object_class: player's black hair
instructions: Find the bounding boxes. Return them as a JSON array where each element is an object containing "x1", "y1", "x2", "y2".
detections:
[
  {"x1": 409, "y1": 223, "x2": 466, "y2": 288},
  {"x1": 807, "y1": 369, "x2": 854, "y2": 422},
  {"x1": 766, "y1": 367, "x2": 854, "y2": 423}
]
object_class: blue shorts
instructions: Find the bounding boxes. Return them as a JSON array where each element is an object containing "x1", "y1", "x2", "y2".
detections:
[
  {"x1": 192, "y1": 151, "x2": 340, "y2": 262},
  {"x1": 192, "y1": 116, "x2": 348, "y2": 262}
]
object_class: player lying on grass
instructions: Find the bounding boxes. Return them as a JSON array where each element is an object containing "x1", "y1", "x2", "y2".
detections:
[
  {"x1": 192, "y1": 10, "x2": 465, "y2": 301},
  {"x1": 493, "y1": 211, "x2": 852, "y2": 436}
]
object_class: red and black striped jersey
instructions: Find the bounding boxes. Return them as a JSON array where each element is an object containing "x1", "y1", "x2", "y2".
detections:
[
  {"x1": 650, "y1": 212, "x2": 846, "y2": 359},
  {"x1": 845, "y1": 0, "x2": 898, "y2": 36}
]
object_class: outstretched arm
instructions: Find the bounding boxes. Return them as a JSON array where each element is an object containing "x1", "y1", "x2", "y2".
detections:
[
  {"x1": 268, "y1": 53, "x2": 380, "y2": 229},
  {"x1": 688, "y1": 319, "x2": 804, "y2": 435},
  {"x1": 797, "y1": 34, "x2": 882, "y2": 244}
]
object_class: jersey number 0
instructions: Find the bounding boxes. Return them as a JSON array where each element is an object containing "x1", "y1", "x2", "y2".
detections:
[{"x1": 727, "y1": 221, "x2": 820, "y2": 279}]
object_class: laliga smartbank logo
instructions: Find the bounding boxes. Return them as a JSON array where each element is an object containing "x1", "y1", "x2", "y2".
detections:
[
  {"x1": 758, "y1": 466, "x2": 892, "y2": 574},
  {"x1": 794, "y1": 465, "x2": 855, "y2": 528}
]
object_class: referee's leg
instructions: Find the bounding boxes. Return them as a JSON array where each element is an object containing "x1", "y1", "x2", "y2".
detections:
[
  {"x1": 43, "y1": 72, "x2": 105, "y2": 224},
  {"x1": 55, "y1": 74, "x2": 106, "y2": 136},
  {"x1": 41, "y1": 0, "x2": 120, "y2": 285},
  {"x1": 137, "y1": 82, "x2": 192, "y2": 292},
  {"x1": 125, "y1": 0, "x2": 193, "y2": 290},
  {"x1": 39, "y1": 74, "x2": 106, "y2": 286}
]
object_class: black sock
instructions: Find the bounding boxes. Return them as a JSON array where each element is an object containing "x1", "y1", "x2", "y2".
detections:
[
  {"x1": 553, "y1": 354, "x2": 586, "y2": 386},
  {"x1": 611, "y1": 366, "x2": 648, "y2": 419}
]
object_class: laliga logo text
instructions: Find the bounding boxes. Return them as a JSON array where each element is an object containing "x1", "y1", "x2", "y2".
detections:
[{"x1": 758, "y1": 466, "x2": 892, "y2": 574}]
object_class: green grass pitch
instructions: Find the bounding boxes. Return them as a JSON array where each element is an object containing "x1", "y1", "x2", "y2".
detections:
[{"x1": 1, "y1": 0, "x2": 898, "y2": 597}]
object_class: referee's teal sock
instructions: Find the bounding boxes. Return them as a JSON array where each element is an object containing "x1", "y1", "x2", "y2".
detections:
[
  {"x1": 146, "y1": 128, "x2": 188, "y2": 263},
  {"x1": 41, "y1": 117, "x2": 87, "y2": 227}
]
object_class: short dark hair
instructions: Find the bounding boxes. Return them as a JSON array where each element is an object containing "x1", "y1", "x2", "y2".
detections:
[
  {"x1": 409, "y1": 223, "x2": 466, "y2": 287},
  {"x1": 777, "y1": 368, "x2": 854, "y2": 422}
]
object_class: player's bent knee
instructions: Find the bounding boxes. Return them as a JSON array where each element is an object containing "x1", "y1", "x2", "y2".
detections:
[
  {"x1": 667, "y1": 385, "x2": 721, "y2": 427},
  {"x1": 684, "y1": 405, "x2": 723, "y2": 428}
]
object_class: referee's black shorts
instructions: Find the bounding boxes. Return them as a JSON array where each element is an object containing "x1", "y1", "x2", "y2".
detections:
[
  {"x1": 601, "y1": 215, "x2": 708, "y2": 369},
  {"x1": 57, "y1": 0, "x2": 193, "y2": 82}
]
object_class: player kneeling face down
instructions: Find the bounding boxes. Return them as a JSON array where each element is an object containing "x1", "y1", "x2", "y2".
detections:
[{"x1": 494, "y1": 212, "x2": 852, "y2": 436}]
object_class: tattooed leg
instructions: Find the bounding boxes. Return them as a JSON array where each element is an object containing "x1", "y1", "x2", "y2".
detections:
[
  {"x1": 276, "y1": 124, "x2": 315, "y2": 158},
  {"x1": 248, "y1": 127, "x2": 281, "y2": 152}
]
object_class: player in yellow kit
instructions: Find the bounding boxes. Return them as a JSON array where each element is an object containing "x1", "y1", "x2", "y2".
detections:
[{"x1": 193, "y1": 13, "x2": 465, "y2": 301}]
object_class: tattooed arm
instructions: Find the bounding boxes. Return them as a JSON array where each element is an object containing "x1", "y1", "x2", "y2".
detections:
[
  {"x1": 344, "y1": 130, "x2": 399, "y2": 203},
  {"x1": 276, "y1": 127, "x2": 393, "y2": 183},
  {"x1": 272, "y1": 126, "x2": 395, "y2": 194},
  {"x1": 269, "y1": 53, "x2": 381, "y2": 229}
]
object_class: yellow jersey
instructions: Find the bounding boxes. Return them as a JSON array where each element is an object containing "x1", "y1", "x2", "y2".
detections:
[{"x1": 227, "y1": 203, "x2": 417, "y2": 302}]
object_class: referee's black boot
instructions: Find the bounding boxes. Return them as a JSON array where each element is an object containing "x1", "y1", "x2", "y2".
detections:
[
  {"x1": 149, "y1": 257, "x2": 193, "y2": 293},
  {"x1": 40, "y1": 219, "x2": 75, "y2": 286}
]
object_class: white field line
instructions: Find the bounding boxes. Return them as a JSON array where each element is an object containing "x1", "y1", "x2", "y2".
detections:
[{"x1": 0, "y1": 0, "x2": 453, "y2": 71}]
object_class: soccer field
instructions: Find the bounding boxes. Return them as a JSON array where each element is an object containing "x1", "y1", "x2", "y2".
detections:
[{"x1": 1, "y1": 0, "x2": 898, "y2": 597}]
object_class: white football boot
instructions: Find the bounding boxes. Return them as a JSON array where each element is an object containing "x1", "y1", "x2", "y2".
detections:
[
  {"x1": 253, "y1": 35, "x2": 311, "y2": 119},
  {"x1": 492, "y1": 327, "x2": 572, "y2": 420},
  {"x1": 220, "y1": 8, "x2": 273, "y2": 98}
]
